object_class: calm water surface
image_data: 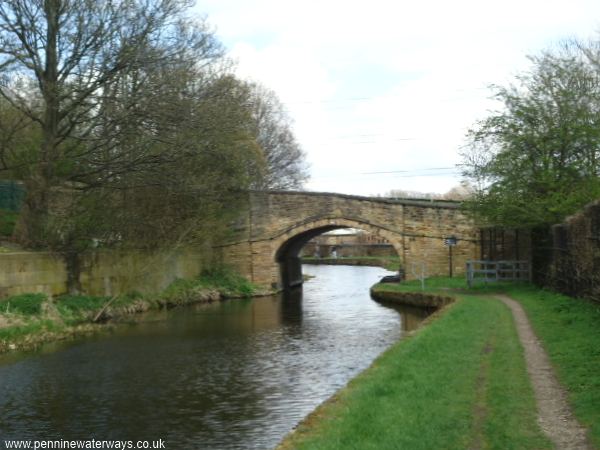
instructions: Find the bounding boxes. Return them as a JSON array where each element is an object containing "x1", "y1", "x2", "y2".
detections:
[{"x1": 0, "y1": 265, "x2": 429, "y2": 449}]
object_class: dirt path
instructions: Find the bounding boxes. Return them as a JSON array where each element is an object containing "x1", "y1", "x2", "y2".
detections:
[{"x1": 495, "y1": 294, "x2": 591, "y2": 450}]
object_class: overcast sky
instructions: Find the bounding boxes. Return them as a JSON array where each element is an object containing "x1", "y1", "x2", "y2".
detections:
[{"x1": 194, "y1": 0, "x2": 600, "y2": 196}]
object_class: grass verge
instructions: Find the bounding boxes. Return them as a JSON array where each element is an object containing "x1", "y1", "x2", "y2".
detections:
[
  {"x1": 374, "y1": 276, "x2": 600, "y2": 448},
  {"x1": 0, "y1": 267, "x2": 263, "y2": 354},
  {"x1": 279, "y1": 292, "x2": 551, "y2": 450}
]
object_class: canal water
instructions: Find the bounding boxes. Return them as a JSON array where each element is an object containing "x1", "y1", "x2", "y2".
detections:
[{"x1": 0, "y1": 265, "x2": 429, "y2": 449}]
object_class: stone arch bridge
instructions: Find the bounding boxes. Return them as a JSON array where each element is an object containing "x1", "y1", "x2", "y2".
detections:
[{"x1": 219, "y1": 191, "x2": 481, "y2": 289}]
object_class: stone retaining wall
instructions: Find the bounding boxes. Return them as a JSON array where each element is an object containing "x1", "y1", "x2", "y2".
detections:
[
  {"x1": 0, "y1": 248, "x2": 207, "y2": 298},
  {"x1": 547, "y1": 200, "x2": 600, "y2": 302},
  {"x1": 370, "y1": 287, "x2": 454, "y2": 309}
]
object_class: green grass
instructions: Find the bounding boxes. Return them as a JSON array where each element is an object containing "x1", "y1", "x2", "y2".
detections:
[
  {"x1": 374, "y1": 275, "x2": 472, "y2": 293},
  {"x1": 373, "y1": 277, "x2": 600, "y2": 448},
  {"x1": 187, "y1": 267, "x2": 257, "y2": 297},
  {"x1": 0, "y1": 320, "x2": 61, "y2": 342},
  {"x1": 55, "y1": 294, "x2": 110, "y2": 313},
  {"x1": 281, "y1": 295, "x2": 551, "y2": 450},
  {"x1": 375, "y1": 275, "x2": 526, "y2": 293},
  {"x1": 1, "y1": 293, "x2": 46, "y2": 316},
  {"x1": 158, "y1": 267, "x2": 257, "y2": 302},
  {"x1": 504, "y1": 284, "x2": 600, "y2": 448}
]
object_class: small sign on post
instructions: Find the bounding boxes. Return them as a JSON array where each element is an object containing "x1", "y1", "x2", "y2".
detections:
[{"x1": 443, "y1": 235, "x2": 458, "y2": 277}]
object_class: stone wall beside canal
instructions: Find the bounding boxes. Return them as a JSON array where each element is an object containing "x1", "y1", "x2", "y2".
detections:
[{"x1": 0, "y1": 248, "x2": 208, "y2": 298}]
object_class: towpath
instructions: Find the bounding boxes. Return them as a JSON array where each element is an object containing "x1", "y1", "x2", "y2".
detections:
[{"x1": 495, "y1": 294, "x2": 591, "y2": 450}]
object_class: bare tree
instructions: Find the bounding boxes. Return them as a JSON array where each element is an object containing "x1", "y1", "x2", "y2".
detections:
[
  {"x1": 0, "y1": 1, "x2": 269, "y2": 293},
  {"x1": 0, "y1": 0, "x2": 225, "y2": 246},
  {"x1": 246, "y1": 83, "x2": 309, "y2": 190}
]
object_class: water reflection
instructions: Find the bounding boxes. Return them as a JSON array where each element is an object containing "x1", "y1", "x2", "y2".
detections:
[{"x1": 0, "y1": 265, "x2": 430, "y2": 450}]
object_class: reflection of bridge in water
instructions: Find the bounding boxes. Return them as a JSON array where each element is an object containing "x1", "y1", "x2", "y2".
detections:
[{"x1": 219, "y1": 191, "x2": 481, "y2": 289}]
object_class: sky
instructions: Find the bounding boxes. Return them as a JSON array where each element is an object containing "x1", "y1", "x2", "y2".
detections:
[{"x1": 194, "y1": 0, "x2": 600, "y2": 196}]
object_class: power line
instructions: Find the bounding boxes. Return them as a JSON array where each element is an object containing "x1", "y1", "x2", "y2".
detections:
[
  {"x1": 325, "y1": 134, "x2": 417, "y2": 141},
  {"x1": 309, "y1": 170, "x2": 462, "y2": 181},
  {"x1": 360, "y1": 167, "x2": 457, "y2": 175},
  {"x1": 283, "y1": 87, "x2": 491, "y2": 106}
]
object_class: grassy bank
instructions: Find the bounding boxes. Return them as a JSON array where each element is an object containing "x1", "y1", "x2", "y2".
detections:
[
  {"x1": 381, "y1": 277, "x2": 600, "y2": 447},
  {"x1": 281, "y1": 277, "x2": 600, "y2": 449},
  {"x1": 302, "y1": 256, "x2": 401, "y2": 271},
  {"x1": 0, "y1": 267, "x2": 262, "y2": 354},
  {"x1": 279, "y1": 290, "x2": 551, "y2": 450}
]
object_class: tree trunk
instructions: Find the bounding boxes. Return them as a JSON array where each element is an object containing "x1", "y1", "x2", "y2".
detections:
[
  {"x1": 13, "y1": 1, "x2": 61, "y2": 248},
  {"x1": 12, "y1": 176, "x2": 50, "y2": 248},
  {"x1": 65, "y1": 251, "x2": 83, "y2": 295}
]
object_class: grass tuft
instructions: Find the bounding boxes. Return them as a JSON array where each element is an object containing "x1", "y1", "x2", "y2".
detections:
[
  {"x1": 55, "y1": 294, "x2": 110, "y2": 313},
  {"x1": 1, "y1": 293, "x2": 46, "y2": 316},
  {"x1": 196, "y1": 266, "x2": 257, "y2": 296}
]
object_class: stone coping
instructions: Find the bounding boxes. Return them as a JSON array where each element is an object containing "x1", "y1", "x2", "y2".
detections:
[
  {"x1": 370, "y1": 287, "x2": 455, "y2": 308},
  {"x1": 249, "y1": 190, "x2": 462, "y2": 209}
]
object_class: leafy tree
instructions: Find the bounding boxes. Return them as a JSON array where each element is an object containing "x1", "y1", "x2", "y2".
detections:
[{"x1": 462, "y1": 42, "x2": 600, "y2": 228}]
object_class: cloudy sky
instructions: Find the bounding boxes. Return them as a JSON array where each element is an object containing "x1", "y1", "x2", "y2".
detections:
[{"x1": 195, "y1": 0, "x2": 600, "y2": 196}]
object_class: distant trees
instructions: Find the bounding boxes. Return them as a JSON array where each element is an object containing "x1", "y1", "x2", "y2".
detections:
[
  {"x1": 0, "y1": 0, "x2": 307, "y2": 292},
  {"x1": 384, "y1": 182, "x2": 475, "y2": 201},
  {"x1": 461, "y1": 41, "x2": 600, "y2": 228}
]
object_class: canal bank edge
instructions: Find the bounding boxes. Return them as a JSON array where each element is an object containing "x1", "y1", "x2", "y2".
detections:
[
  {"x1": 277, "y1": 283, "x2": 458, "y2": 450},
  {"x1": 370, "y1": 284, "x2": 454, "y2": 309},
  {"x1": 0, "y1": 268, "x2": 274, "y2": 355}
]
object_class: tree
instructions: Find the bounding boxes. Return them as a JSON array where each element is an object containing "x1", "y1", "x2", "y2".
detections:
[
  {"x1": 442, "y1": 181, "x2": 475, "y2": 201},
  {"x1": 246, "y1": 83, "x2": 309, "y2": 190},
  {"x1": 0, "y1": 0, "x2": 227, "y2": 246},
  {"x1": 0, "y1": 1, "x2": 267, "y2": 292},
  {"x1": 461, "y1": 42, "x2": 600, "y2": 228},
  {"x1": 0, "y1": 96, "x2": 39, "y2": 178}
]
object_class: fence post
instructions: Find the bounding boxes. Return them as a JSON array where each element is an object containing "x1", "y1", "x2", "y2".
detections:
[{"x1": 466, "y1": 261, "x2": 472, "y2": 288}]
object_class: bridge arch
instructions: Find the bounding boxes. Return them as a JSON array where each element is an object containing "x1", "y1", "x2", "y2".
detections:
[
  {"x1": 273, "y1": 217, "x2": 403, "y2": 288},
  {"x1": 219, "y1": 191, "x2": 480, "y2": 289}
]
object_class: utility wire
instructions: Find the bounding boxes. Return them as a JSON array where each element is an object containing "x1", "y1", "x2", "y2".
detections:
[
  {"x1": 283, "y1": 87, "x2": 490, "y2": 105},
  {"x1": 361, "y1": 167, "x2": 456, "y2": 175}
]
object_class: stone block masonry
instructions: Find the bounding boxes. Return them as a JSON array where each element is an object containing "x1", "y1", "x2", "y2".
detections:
[
  {"x1": 548, "y1": 199, "x2": 600, "y2": 302},
  {"x1": 0, "y1": 249, "x2": 207, "y2": 299},
  {"x1": 219, "y1": 191, "x2": 481, "y2": 289}
]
